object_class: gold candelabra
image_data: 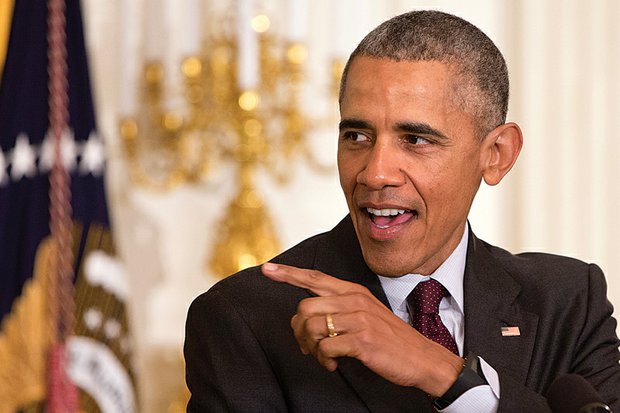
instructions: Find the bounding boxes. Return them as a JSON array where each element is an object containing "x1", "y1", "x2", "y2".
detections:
[{"x1": 119, "y1": 9, "x2": 341, "y2": 278}]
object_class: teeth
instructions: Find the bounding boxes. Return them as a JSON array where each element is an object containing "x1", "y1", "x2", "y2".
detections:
[{"x1": 367, "y1": 208, "x2": 406, "y2": 217}]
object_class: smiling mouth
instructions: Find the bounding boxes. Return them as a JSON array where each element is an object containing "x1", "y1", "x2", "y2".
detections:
[{"x1": 366, "y1": 207, "x2": 417, "y2": 229}]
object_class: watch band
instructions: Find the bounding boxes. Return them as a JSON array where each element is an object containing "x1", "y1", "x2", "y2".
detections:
[{"x1": 433, "y1": 351, "x2": 488, "y2": 409}]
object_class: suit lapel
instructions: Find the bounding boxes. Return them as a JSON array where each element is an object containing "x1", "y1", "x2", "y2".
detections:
[
  {"x1": 314, "y1": 218, "x2": 540, "y2": 406},
  {"x1": 313, "y1": 216, "x2": 433, "y2": 412},
  {"x1": 463, "y1": 232, "x2": 538, "y2": 383},
  {"x1": 314, "y1": 216, "x2": 390, "y2": 308}
]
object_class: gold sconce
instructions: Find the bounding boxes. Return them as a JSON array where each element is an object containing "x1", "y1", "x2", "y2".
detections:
[{"x1": 119, "y1": 4, "x2": 342, "y2": 278}]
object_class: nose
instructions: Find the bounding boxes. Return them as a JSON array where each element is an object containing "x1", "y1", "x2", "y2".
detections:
[{"x1": 357, "y1": 140, "x2": 406, "y2": 189}]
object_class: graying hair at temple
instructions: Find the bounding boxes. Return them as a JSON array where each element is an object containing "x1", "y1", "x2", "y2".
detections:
[{"x1": 338, "y1": 10, "x2": 509, "y2": 137}]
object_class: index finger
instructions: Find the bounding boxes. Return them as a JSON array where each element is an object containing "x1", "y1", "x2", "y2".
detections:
[{"x1": 261, "y1": 262, "x2": 367, "y2": 297}]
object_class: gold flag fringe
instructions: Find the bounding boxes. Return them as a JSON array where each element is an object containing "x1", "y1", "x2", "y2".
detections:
[{"x1": 0, "y1": 237, "x2": 55, "y2": 412}]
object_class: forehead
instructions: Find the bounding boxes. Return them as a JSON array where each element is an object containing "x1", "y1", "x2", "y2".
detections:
[{"x1": 341, "y1": 57, "x2": 472, "y2": 132}]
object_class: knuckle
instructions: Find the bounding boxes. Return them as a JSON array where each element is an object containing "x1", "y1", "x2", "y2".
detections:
[
  {"x1": 348, "y1": 283, "x2": 369, "y2": 294},
  {"x1": 290, "y1": 314, "x2": 299, "y2": 329},
  {"x1": 317, "y1": 337, "x2": 332, "y2": 354},
  {"x1": 356, "y1": 329, "x2": 373, "y2": 347},
  {"x1": 350, "y1": 292, "x2": 370, "y2": 307},
  {"x1": 305, "y1": 269, "x2": 323, "y2": 282},
  {"x1": 307, "y1": 317, "x2": 324, "y2": 336},
  {"x1": 355, "y1": 311, "x2": 371, "y2": 326},
  {"x1": 296, "y1": 298, "x2": 313, "y2": 315}
]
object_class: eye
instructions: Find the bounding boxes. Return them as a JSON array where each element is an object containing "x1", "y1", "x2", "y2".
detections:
[
  {"x1": 403, "y1": 134, "x2": 430, "y2": 145},
  {"x1": 342, "y1": 131, "x2": 371, "y2": 143}
]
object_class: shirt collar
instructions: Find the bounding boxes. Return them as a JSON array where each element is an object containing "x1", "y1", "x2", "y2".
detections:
[{"x1": 377, "y1": 223, "x2": 469, "y2": 316}]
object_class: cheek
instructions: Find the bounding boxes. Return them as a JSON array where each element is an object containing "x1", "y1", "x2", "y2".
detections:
[
  {"x1": 337, "y1": 152, "x2": 362, "y2": 185},
  {"x1": 337, "y1": 160, "x2": 356, "y2": 198},
  {"x1": 417, "y1": 160, "x2": 479, "y2": 211}
]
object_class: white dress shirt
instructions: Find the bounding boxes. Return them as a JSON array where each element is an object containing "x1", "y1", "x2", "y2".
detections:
[{"x1": 377, "y1": 223, "x2": 500, "y2": 413}]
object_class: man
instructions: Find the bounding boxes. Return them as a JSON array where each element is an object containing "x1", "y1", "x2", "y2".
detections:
[{"x1": 184, "y1": 10, "x2": 620, "y2": 412}]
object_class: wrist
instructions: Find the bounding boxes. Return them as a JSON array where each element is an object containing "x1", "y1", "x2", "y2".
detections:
[
  {"x1": 421, "y1": 348, "x2": 463, "y2": 398},
  {"x1": 431, "y1": 354, "x2": 464, "y2": 397},
  {"x1": 433, "y1": 351, "x2": 488, "y2": 409}
]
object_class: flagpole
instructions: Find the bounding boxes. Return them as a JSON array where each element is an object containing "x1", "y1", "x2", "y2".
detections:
[{"x1": 46, "y1": 0, "x2": 78, "y2": 410}]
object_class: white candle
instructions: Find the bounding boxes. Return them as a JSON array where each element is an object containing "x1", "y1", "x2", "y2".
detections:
[
  {"x1": 179, "y1": 0, "x2": 202, "y2": 57},
  {"x1": 288, "y1": 0, "x2": 307, "y2": 42},
  {"x1": 144, "y1": 0, "x2": 166, "y2": 60},
  {"x1": 237, "y1": 0, "x2": 258, "y2": 90},
  {"x1": 118, "y1": 0, "x2": 139, "y2": 115}
]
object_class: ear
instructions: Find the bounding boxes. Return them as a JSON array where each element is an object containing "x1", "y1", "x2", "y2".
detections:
[{"x1": 480, "y1": 122, "x2": 523, "y2": 186}]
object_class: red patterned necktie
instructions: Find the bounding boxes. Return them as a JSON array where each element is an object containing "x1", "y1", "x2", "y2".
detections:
[{"x1": 406, "y1": 279, "x2": 459, "y2": 355}]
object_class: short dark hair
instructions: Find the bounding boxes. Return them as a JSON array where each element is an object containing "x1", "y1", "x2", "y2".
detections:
[{"x1": 339, "y1": 10, "x2": 509, "y2": 136}]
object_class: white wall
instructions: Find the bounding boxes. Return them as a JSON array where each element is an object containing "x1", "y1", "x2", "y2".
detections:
[{"x1": 82, "y1": 1, "x2": 620, "y2": 410}]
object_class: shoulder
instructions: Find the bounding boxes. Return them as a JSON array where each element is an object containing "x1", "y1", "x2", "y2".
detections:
[
  {"x1": 482, "y1": 238, "x2": 594, "y2": 279},
  {"x1": 474, "y1": 236, "x2": 607, "y2": 305}
]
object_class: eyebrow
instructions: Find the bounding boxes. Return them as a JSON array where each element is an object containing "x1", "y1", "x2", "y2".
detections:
[
  {"x1": 339, "y1": 118, "x2": 449, "y2": 141},
  {"x1": 339, "y1": 118, "x2": 372, "y2": 131},
  {"x1": 395, "y1": 121, "x2": 448, "y2": 140}
]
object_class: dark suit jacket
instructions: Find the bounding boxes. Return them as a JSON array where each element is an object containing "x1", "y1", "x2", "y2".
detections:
[{"x1": 185, "y1": 216, "x2": 620, "y2": 412}]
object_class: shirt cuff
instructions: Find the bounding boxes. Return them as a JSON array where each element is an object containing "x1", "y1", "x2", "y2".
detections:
[
  {"x1": 479, "y1": 356, "x2": 500, "y2": 398},
  {"x1": 438, "y1": 357, "x2": 500, "y2": 413}
]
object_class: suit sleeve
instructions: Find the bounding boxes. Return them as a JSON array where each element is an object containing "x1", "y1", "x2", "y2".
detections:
[
  {"x1": 184, "y1": 289, "x2": 289, "y2": 412},
  {"x1": 571, "y1": 264, "x2": 620, "y2": 410},
  {"x1": 497, "y1": 263, "x2": 620, "y2": 412}
]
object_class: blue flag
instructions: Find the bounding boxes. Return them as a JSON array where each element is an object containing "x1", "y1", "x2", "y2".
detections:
[{"x1": 0, "y1": 0, "x2": 136, "y2": 411}]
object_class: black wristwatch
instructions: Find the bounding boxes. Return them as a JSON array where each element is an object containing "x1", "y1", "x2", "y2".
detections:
[{"x1": 433, "y1": 351, "x2": 488, "y2": 410}]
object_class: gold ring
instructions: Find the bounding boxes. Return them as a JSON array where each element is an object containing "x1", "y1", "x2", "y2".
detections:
[{"x1": 326, "y1": 313, "x2": 338, "y2": 337}]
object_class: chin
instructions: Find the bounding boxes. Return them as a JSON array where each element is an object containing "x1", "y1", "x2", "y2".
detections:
[{"x1": 364, "y1": 256, "x2": 409, "y2": 278}]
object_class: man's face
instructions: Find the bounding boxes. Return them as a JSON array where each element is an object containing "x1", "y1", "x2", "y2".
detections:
[{"x1": 338, "y1": 57, "x2": 486, "y2": 277}]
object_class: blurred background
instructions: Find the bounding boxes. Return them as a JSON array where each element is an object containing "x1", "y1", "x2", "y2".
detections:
[{"x1": 1, "y1": 0, "x2": 619, "y2": 411}]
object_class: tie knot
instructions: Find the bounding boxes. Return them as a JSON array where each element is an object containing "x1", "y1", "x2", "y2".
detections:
[{"x1": 407, "y1": 279, "x2": 447, "y2": 315}]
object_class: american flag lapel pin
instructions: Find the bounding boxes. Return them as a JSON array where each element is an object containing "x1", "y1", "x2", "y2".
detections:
[{"x1": 501, "y1": 326, "x2": 521, "y2": 337}]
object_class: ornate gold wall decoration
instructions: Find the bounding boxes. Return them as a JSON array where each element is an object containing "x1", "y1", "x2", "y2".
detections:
[{"x1": 120, "y1": 4, "x2": 340, "y2": 278}]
